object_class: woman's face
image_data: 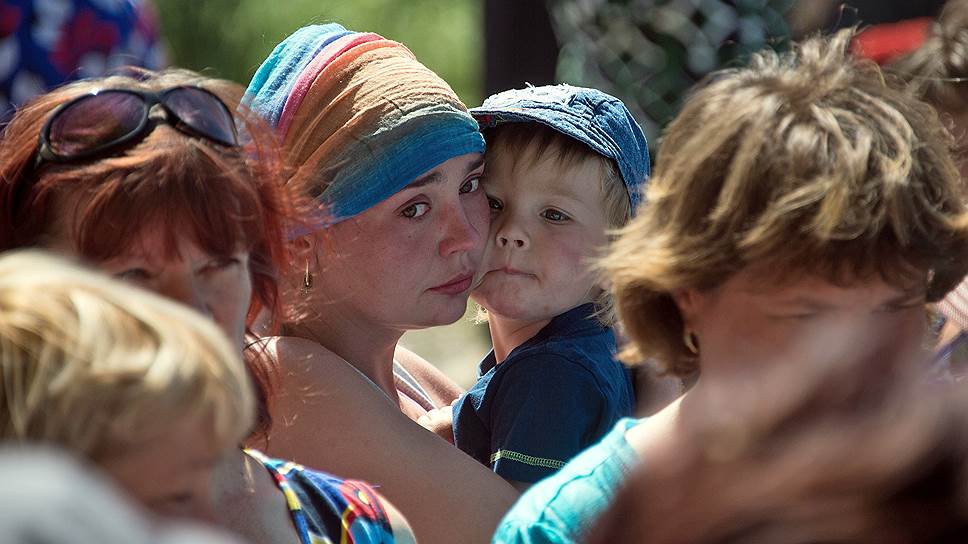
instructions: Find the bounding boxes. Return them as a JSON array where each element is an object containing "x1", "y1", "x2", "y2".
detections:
[
  {"x1": 676, "y1": 266, "x2": 928, "y2": 379},
  {"x1": 44, "y1": 219, "x2": 253, "y2": 347},
  {"x1": 313, "y1": 152, "x2": 488, "y2": 330}
]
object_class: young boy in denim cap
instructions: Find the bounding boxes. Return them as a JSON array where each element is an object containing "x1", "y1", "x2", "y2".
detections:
[{"x1": 419, "y1": 84, "x2": 649, "y2": 489}]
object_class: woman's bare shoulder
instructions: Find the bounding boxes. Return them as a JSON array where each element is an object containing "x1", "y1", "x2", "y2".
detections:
[
  {"x1": 257, "y1": 335, "x2": 343, "y2": 363},
  {"x1": 255, "y1": 335, "x2": 397, "y2": 415},
  {"x1": 254, "y1": 336, "x2": 519, "y2": 544},
  {"x1": 258, "y1": 335, "x2": 373, "y2": 380}
]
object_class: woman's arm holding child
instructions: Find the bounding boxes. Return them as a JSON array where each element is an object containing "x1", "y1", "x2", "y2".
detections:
[{"x1": 258, "y1": 336, "x2": 518, "y2": 544}]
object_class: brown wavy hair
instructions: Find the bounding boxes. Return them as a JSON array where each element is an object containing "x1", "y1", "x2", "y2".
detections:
[
  {"x1": 0, "y1": 69, "x2": 299, "y2": 440},
  {"x1": 889, "y1": 0, "x2": 968, "y2": 113},
  {"x1": 603, "y1": 30, "x2": 968, "y2": 378}
]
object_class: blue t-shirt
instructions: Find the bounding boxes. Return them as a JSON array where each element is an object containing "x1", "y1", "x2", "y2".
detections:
[
  {"x1": 452, "y1": 303, "x2": 635, "y2": 483},
  {"x1": 493, "y1": 418, "x2": 641, "y2": 544}
]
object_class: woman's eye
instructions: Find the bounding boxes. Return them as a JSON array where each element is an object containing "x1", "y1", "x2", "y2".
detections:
[
  {"x1": 401, "y1": 203, "x2": 430, "y2": 218},
  {"x1": 201, "y1": 257, "x2": 240, "y2": 274},
  {"x1": 487, "y1": 197, "x2": 503, "y2": 211},
  {"x1": 115, "y1": 268, "x2": 152, "y2": 282},
  {"x1": 460, "y1": 177, "x2": 481, "y2": 194},
  {"x1": 541, "y1": 209, "x2": 569, "y2": 222}
]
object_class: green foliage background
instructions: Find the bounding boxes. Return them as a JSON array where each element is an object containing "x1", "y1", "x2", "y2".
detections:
[{"x1": 153, "y1": 0, "x2": 484, "y2": 106}]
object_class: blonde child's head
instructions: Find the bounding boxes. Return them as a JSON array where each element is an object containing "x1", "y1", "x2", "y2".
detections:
[{"x1": 0, "y1": 250, "x2": 254, "y2": 516}]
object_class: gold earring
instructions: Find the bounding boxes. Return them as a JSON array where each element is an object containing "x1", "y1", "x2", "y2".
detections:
[
  {"x1": 301, "y1": 260, "x2": 313, "y2": 294},
  {"x1": 683, "y1": 329, "x2": 699, "y2": 355}
]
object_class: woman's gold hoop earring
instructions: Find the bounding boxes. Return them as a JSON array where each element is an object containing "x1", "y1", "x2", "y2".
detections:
[
  {"x1": 683, "y1": 330, "x2": 699, "y2": 355},
  {"x1": 301, "y1": 260, "x2": 314, "y2": 294}
]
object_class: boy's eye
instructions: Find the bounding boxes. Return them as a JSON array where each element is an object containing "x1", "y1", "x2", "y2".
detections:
[
  {"x1": 402, "y1": 202, "x2": 430, "y2": 218},
  {"x1": 460, "y1": 177, "x2": 481, "y2": 194},
  {"x1": 487, "y1": 196, "x2": 504, "y2": 211},
  {"x1": 541, "y1": 209, "x2": 569, "y2": 222}
]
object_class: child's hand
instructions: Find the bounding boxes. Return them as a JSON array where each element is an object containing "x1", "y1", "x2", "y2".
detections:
[{"x1": 417, "y1": 403, "x2": 455, "y2": 444}]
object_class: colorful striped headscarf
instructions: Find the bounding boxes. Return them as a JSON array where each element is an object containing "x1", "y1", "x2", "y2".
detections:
[{"x1": 244, "y1": 24, "x2": 485, "y2": 224}]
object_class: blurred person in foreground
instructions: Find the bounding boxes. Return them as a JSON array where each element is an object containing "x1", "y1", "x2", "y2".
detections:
[
  {"x1": 0, "y1": 250, "x2": 414, "y2": 543},
  {"x1": 887, "y1": 0, "x2": 968, "y2": 379},
  {"x1": 588, "y1": 322, "x2": 968, "y2": 543},
  {"x1": 0, "y1": 447, "x2": 243, "y2": 544},
  {"x1": 493, "y1": 29, "x2": 968, "y2": 544}
]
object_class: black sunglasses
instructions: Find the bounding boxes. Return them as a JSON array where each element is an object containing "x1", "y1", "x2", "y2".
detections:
[{"x1": 36, "y1": 86, "x2": 240, "y2": 164}]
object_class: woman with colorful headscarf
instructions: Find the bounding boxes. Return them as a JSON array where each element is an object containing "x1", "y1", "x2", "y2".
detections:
[{"x1": 245, "y1": 24, "x2": 518, "y2": 543}]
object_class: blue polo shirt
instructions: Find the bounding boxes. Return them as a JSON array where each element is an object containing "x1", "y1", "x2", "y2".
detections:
[{"x1": 452, "y1": 303, "x2": 635, "y2": 483}]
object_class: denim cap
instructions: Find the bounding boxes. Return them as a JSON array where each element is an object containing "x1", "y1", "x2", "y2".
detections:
[{"x1": 471, "y1": 84, "x2": 650, "y2": 211}]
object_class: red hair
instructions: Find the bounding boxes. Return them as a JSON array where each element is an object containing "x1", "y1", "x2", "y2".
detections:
[{"x1": 0, "y1": 69, "x2": 299, "y2": 440}]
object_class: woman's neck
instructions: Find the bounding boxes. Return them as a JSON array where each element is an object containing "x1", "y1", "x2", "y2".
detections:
[
  {"x1": 625, "y1": 389, "x2": 692, "y2": 463},
  {"x1": 488, "y1": 315, "x2": 552, "y2": 364},
  {"x1": 284, "y1": 305, "x2": 402, "y2": 400}
]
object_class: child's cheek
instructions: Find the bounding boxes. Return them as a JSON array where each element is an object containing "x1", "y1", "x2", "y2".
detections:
[{"x1": 546, "y1": 229, "x2": 598, "y2": 274}]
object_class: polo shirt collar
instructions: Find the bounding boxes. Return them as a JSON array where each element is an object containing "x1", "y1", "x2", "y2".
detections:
[{"x1": 479, "y1": 303, "x2": 603, "y2": 375}]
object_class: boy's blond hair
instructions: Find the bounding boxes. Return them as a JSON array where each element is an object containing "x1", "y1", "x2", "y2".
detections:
[
  {"x1": 603, "y1": 30, "x2": 968, "y2": 378},
  {"x1": 484, "y1": 123, "x2": 631, "y2": 325},
  {"x1": 0, "y1": 250, "x2": 254, "y2": 459}
]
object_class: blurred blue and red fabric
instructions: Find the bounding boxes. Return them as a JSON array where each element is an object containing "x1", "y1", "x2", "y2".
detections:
[{"x1": 0, "y1": 0, "x2": 166, "y2": 123}]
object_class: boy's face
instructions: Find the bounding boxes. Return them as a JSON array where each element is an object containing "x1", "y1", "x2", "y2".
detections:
[
  {"x1": 472, "y1": 146, "x2": 609, "y2": 323},
  {"x1": 100, "y1": 416, "x2": 228, "y2": 523}
]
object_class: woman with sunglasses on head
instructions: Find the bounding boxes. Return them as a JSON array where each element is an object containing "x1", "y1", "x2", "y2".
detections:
[
  {"x1": 0, "y1": 69, "x2": 416, "y2": 544},
  {"x1": 242, "y1": 24, "x2": 519, "y2": 543}
]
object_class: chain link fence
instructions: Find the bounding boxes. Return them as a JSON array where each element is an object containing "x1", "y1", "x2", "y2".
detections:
[{"x1": 548, "y1": 0, "x2": 795, "y2": 146}]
